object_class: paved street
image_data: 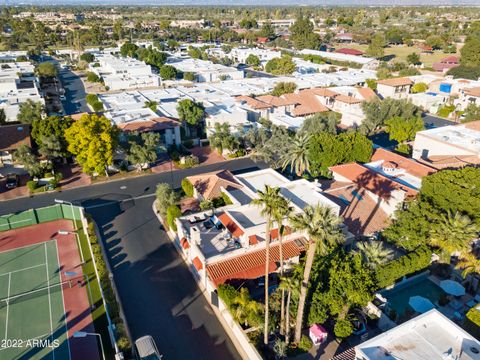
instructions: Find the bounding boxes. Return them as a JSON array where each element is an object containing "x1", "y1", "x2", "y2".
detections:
[
  {"x1": 0, "y1": 158, "x2": 264, "y2": 360},
  {"x1": 58, "y1": 67, "x2": 89, "y2": 115}
]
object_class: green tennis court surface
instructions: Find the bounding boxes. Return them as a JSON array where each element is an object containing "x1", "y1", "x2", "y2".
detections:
[{"x1": 0, "y1": 241, "x2": 71, "y2": 360}]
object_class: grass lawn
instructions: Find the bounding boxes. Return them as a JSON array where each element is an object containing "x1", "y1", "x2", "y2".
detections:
[
  {"x1": 344, "y1": 43, "x2": 459, "y2": 67},
  {"x1": 76, "y1": 221, "x2": 115, "y2": 360}
]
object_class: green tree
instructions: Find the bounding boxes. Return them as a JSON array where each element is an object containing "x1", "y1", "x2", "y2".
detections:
[
  {"x1": 120, "y1": 42, "x2": 139, "y2": 57},
  {"x1": 271, "y1": 82, "x2": 297, "y2": 96},
  {"x1": 160, "y1": 65, "x2": 177, "y2": 80},
  {"x1": 17, "y1": 99, "x2": 44, "y2": 124},
  {"x1": 366, "y1": 33, "x2": 386, "y2": 58},
  {"x1": 14, "y1": 145, "x2": 43, "y2": 177},
  {"x1": 176, "y1": 99, "x2": 205, "y2": 127},
  {"x1": 144, "y1": 100, "x2": 158, "y2": 112},
  {"x1": 166, "y1": 205, "x2": 182, "y2": 231},
  {"x1": 462, "y1": 103, "x2": 480, "y2": 123},
  {"x1": 460, "y1": 37, "x2": 480, "y2": 67},
  {"x1": 80, "y1": 53, "x2": 95, "y2": 63},
  {"x1": 281, "y1": 133, "x2": 311, "y2": 176},
  {"x1": 35, "y1": 61, "x2": 57, "y2": 77},
  {"x1": 126, "y1": 132, "x2": 160, "y2": 171},
  {"x1": 65, "y1": 114, "x2": 118, "y2": 176},
  {"x1": 181, "y1": 178, "x2": 194, "y2": 197},
  {"x1": 289, "y1": 205, "x2": 343, "y2": 343},
  {"x1": 259, "y1": 21, "x2": 275, "y2": 39},
  {"x1": 183, "y1": 72, "x2": 196, "y2": 81},
  {"x1": 407, "y1": 52, "x2": 420, "y2": 65},
  {"x1": 429, "y1": 211, "x2": 478, "y2": 257},
  {"x1": 245, "y1": 54, "x2": 260, "y2": 67},
  {"x1": 385, "y1": 116, "x2": 424, "y2": 144},
  {"x1": 357, "y1": 241, "x2": 394, "y2": 269},
  {"x1": 209, "y1": 123, "x2": 239, "y2": 154},
  {"x1": 155, "y1": 183, "x2": 179, "y2": 216},
  {"x1": 299, "y1": 112, "x2": 339, "y2": 135},
  {"x1": 361, "y1": 98, "x2": 421, "y2": 135},
  {"x1": 411, "y1": 82, "x2": 428, "y2": 93},
  {"x1": 426, "y1": 35, "x2": 445, "y2": 50},
  {"x1": 86, "y1": 71, "x2": 101, "y2": 83},
  {"x1": 252, "y1": 185, "x2": 284, "y2": 345},
  {"x1": 290, "y1": 16, "x2": 321, "y2": 50},
  {"x1": 265, "y1": 55, "x2": 296, "y2": 75},
  {"x1": 232, "y1": 288, "x2": 263, "y2": 327}
]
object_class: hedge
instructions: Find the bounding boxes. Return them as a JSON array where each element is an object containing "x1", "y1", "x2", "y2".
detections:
[
  {"x1": 464, "y1": 307, "x2": 480, "y2": 340},
  {"x1": 375, "y1": 245, "x2": 432, "y2": 289},
  {"x1": 217, "y1": 284, "x2": 240, "y2": 308},
  {"x1": 166, "y1": 205, "x2": 182, "y2": 231},
  {"x1": 181, "y1": 178, "x2": 194, "y2": 197}
]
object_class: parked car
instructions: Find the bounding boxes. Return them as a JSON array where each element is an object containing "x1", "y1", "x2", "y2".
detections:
[
  {"x1": 59, "y1": 95, "x2": 66, "y2": 101},
  {"x1": 135, "y1": 335, "x2": 162, "y2": 360},
  {"x1": 5, "y1": 173, "x2": 19, "y2": 189}
]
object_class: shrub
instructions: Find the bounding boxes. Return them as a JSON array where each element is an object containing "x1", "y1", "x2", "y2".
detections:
[
  {"x1": 91, "y1": 101, "x2": 104, "y2": 112},
  {"x1": 86, "y1": 71, "x2": 101, "y2": 83},
  {"x1": 80, "y1": 53, "x2": 95, "y2": 63},
  {"x1": 86, "y1": 93, "x2": 99, "y2": 105},
  {"x1": 166, "y1": 205, "x2": 182, "y2": 231},
  {"x1": 217, "y1": 284, "x2": 240, "y2": 308},
  {"x1": 464, "y1": 306, "x2": 480, "y2": 339},
  {"x1": 183, "y1": 72, "x2": 195, "y2": 81},
  {"x1": 182, "y1": 139, "x2": 194, "y2": 148},
  {"x1": 411, "y1": 82, "x2": 428, "y2": 93},
  {"x1": 183, "y1": 155, "x2": 199, "y2": 168},
  {"x1": 221, "y1": 192, "x2": 233, "y2": 205},
  {"x1": 375, "y1": 245, "x2": 432, "y2": 289},
  {"x1": 334, "y1": 318, "x2": 354, "y2": 338},
  {"x1": 366, "y1": 79, "x2": 377, "y2": 90},
  {"x1": 181, "y1": 178, "x2": 194, "y2": 197},
  {"x1": 298, "y1": 335, "x2": 313, "y2": 352},
  {"x1": 437, "y1": 104, "x2": 455, "y2": 118},
  {"x1": 27, "y1": 180, "x2": 38, "y2": 192}
]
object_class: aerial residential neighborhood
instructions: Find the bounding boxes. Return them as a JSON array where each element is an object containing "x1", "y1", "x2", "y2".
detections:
[{"x1": 0, "y1": 2, "x2": 480, "y2": 360}]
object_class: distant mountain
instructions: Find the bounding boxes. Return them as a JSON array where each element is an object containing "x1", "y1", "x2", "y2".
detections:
[{"x1": 5, "y1": 0, "x2": 480, "y2": 6}]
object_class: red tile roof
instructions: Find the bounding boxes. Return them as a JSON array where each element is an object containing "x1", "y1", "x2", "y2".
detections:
[
  {"x1": 236, "y1": 95, "x2": 272, "y2": 110},
  {"x1": 181, "y1": 237, "x2": 190, "y2": 250},
  {"x1": 370, "y1": 148, "x2": 436, "y2": 179},
  {"x1": 377, "y1": 77, "x2": 414, "y2": 87},
  {"x1": 287, "y1": 89, "x2": 330, "y2": 116},
  {"x1": 0, "y1": 124, "x2": 31, "y2": 152},
  {"x1": 206, "y1": 238, "x2": 306, "y2": 286},
  {"x1": 357, "y1": 87, "x2": 378, "y2": 101},
  {"x1": 465, "y1": 87, "x2": 480, "y2": 97},
  {"x1": 335, "y1": 48, "x2": 364, "y2": 56},
  {"x1": 256, "y1": 94, "x2": 298, "y2": 107},
  {"x1": 218, "y1": 213, "x2": 244, "y2": 237},
  {"x1": 193, "y1": 256, "x2": 203, "y2": 271},
  {"x1": 441, "y1": 56, "x2": 459, "y2": 64},
  {"x1": 329, "y1": 163, "x2": 417, "y2": 199},
  {"x1": 187, "y1": 170, "x2": 243, "y2": 200},
  {"x1": 324, "y1": 183, "x2": 390, "y2": 236},
  {"x1": 117, "y1": 117, "x2": 180, "y2": 133}
]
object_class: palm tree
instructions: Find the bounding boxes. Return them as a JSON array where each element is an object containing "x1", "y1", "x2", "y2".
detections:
[
  {"x1": 281, "y1": 133, "x2": 311, "y2": 177},
  {"x1": 429, "y1": 210, "x2": 478, "y2": 256},
  {"x1": 252, "y1": 185, "x2": 284, "y2": 345},
  {"x1": 356, "y1": 240, "x2": 394, "y2": 269},
  {"x1": 273, "y1": 197, "x2": 293, "y2": 336},
  {"x1": 457, "y1": 252, "x2": 480, "y2": 277},
  {"x1": 279, "y1": 275, "x2": 300, "y2": 345},
  {"x1": 289, "y1": 204, "x2": 343, "y2": 344},
  {"x1": 233, "y1": 287, "x2": 262, "y2": 327}
]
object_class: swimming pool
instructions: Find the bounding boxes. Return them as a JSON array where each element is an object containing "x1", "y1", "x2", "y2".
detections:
[{"x1": 381, "y1": 274, "x2": 446, "y2": 319}]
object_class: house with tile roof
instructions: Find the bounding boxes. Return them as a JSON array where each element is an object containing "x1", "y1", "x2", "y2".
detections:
[
  {"x1": 432, "y1": 55, "x2": 460, "y2": 73},
  {"x1": 175, "y1": 168, "x2": 342, "y2": 288},
  {"x1": 0, "y1": 124, "x2": 31, "y2": 166},
  {"x1": 454, "y1": 86, "x2": 480, "y2": 111},
  {"x1": 376, "y1": 77, "x2": 414, "y2": 100}
]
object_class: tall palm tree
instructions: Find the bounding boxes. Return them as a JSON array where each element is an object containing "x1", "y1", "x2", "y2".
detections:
[
  {"x1": 273, "y1": 197, "x2": 293, "y2": 336},
  {"x1": 281, "y1": 133, "x2": 311, "y2": 177},
  {"x1": 279, "y1": 275, "x2": 300, "y2": 345},
  {"x1": 429, "y1": 210, "x2": 478, "y2": 255},
  {"x1": 289, "y1": 204, "x2": 343, "y2": 343},
  {"x1": 252, "y1": 185, "x2": 284, "y2": 345},
  {"x1": 356, "y1": 240, "x2": 394, "y2": 269},
  {"x1": 457, "y1": 252, "x2": 480, "y2": 278}
]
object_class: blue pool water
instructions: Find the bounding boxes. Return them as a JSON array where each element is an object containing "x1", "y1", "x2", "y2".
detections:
[{"x1": 381, "y1": 275, "x2": 446, "y2": 318}]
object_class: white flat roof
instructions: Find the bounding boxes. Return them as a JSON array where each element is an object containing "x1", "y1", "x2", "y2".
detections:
[
  {"x1": 235, "y1": 168, "x2": 290, "y2": 194},
  {"x1": 299, "y1": 49, "x2": 377, "y2": 65},
  {"x1": 356, "y1": 309, "x2": 480, "y2": 360},
  {"x1": 418, "y1": 124, "x2": 480, "y2": 154}
]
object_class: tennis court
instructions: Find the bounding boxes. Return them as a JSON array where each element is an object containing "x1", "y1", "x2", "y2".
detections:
[{"x1": 0, "y1": 240, "x2": 71, "y2": 359}]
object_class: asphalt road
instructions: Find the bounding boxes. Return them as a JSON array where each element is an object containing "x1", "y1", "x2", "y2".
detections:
[
  {"x1": 58, "y1": 66, "x2": 89, "y2": 115},
  {"x1": 0, "y1": 158, "x2": 264, "y2": 360}
]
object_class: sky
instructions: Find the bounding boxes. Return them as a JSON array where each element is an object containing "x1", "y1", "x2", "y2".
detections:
[{"x1": 6, "y1": 0, "x2": 480, "y2": 6}]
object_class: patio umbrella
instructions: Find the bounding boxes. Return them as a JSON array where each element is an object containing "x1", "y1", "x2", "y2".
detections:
[
  {"x1": 409, "y1": 296, "x2": 435, "y2": 313},
  {"x1": 440, "y1": 280, "x2": 466, "y2": 296}
]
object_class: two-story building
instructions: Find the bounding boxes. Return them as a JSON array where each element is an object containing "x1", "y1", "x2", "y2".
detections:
[{"x1": 376, "y1": 77, "x2": 414, "y2": 100}]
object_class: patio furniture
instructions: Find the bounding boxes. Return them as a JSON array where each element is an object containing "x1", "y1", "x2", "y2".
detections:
[
  {"x1": 450, "y1": 299, "x2": 463, "y2": 310},
  {"x1": 475, "y1": 295, "x2": 480, "y2": 303},
  {"x1": 409, "y1": 296, "x2": 435, "y2": 313},
  {"x1": 454, "y1": 311, "x2": 464, "y2": 321},
  {"x1": 440, "y1": 280, "x2": 466, "y2": 297},
  {"x1": 467, "y1": 299, "x2": 477, "y2": 308}
]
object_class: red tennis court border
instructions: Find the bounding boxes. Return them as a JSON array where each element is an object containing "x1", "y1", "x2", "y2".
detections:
[{"x1": 0, "y1": 219, "x2": 101, "y2": 360}]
